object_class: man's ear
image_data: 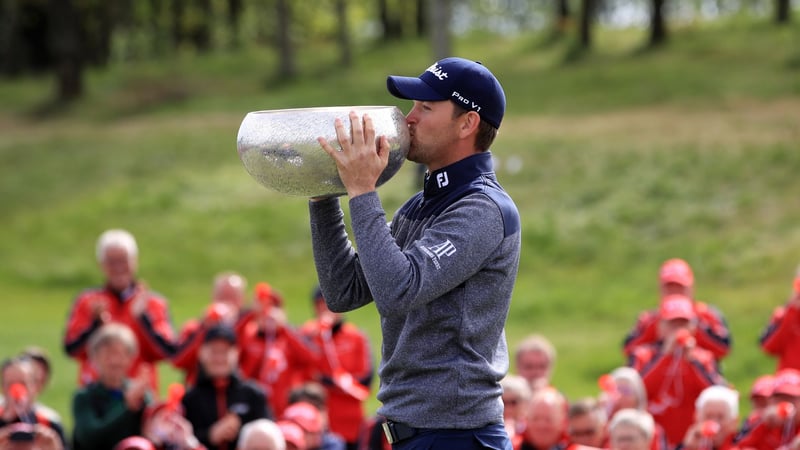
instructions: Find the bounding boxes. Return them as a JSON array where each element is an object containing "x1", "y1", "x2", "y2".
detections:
[{"x1": 458, "y1": 110, "x2": 481, "y2": 138}]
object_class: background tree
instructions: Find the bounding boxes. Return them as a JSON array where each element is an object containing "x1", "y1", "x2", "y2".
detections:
[
  {"x1": 335, "y1": 0, "x2": 353, "y2": 66},
  {"x1": 650, "y1": 0, "x2": 667, "y2": 46},
  {"x1": 775, "y1": 0, "x2": 790, "y2": 23},
  {"x1": 378, "y1": 0, "x2": 403, "y2": 40},
  {"x1": 275, "y1": 0, "x2": 296, "y2": 79},
  {"x1": 49, "y1": 0, "x2": 83, "y2": 102},
  {"x1": 227, "y1": 0, "x2": 243, "y2": 48},
  {"x1": 557, "y1": 0, "x2": 572, "y2": 33},
  {"x1": 579, "y1": 0, "x2": 595, "y2": 49},
  {"x1": 429, "y1": 0, "x2": 452, "y2": 59}
]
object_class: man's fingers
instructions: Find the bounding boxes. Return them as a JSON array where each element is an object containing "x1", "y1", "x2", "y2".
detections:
[
  {"x1": 349, "y1": 111, "x2": 363, "y2": 145},
  {"x1": 363, "y1": 114, "x2": 376, "y2": 148}
]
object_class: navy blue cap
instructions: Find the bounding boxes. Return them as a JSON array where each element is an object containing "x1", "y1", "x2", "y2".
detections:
[
  {"x1": 386, "y1": 57, "x2": 506, "y2": 129},
  {"x1": 204, "y1": 324, "x2": 237, "y2": 345}
]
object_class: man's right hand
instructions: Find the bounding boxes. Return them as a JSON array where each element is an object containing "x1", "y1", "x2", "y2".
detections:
[{"x1": 208, "y1": 413, "x2": 241, "y2": 445}]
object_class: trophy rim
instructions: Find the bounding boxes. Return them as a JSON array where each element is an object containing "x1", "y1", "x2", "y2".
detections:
[{"x1": 246, "y1": 105, "x2": 402, "y2": 115}]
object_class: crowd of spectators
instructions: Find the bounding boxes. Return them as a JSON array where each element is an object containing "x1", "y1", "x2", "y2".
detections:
[{"x1": 1, "y1": 229, "x2": 798, "y2": 450}]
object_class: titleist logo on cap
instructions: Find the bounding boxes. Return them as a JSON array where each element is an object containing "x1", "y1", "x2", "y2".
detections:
[{"x1": 426, "y1": 63, "x2": 448, "y2": 81}]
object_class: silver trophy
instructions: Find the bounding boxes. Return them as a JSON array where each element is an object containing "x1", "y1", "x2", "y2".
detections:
[{"x1": 237, "y1": 106, "x2": 410, "y2": 197}]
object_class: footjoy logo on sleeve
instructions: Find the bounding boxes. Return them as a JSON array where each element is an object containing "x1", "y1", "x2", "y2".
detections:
[
  {"x1": 420, "y1": 239, "x2": 457, "y2": 270},
  {"x1": 426, "y1": 63, "x2": 448, "y2": 81}
]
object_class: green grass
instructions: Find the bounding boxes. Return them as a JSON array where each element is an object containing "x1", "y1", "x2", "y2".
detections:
[{"x1": 1, "y1": 16, "x2": 799, "y2": 430}]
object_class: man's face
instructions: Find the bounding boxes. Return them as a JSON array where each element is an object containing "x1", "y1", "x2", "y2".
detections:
[
  {"x1": 525, "y1": 399, "x2": 565, "y2": 448},
  {"x1": 660, "y1": 282, "x2": 690, "y2": 297},
  {"x1": 199, "y1": 340, "x2": 237, "y2": 379},
  {"x1": 610, "y1": 423, "x2": 649, "y2": 450},
  {"x1": 92, "y1": 340, "x2": 134, "y2": 387},
  {"x1": 213, "y1": 277, "x2": 244, "y2": 310},
  {"x1": 568, "y1": 413, "x2": 605, "y2": 447},
  {"x1": 517, "y1": 350, "x2": 551, "y2": 389},
  {"x1": 404, "y1": 100, "x2": 462, "y2": 168},
  {"x1": 101, "y1": 246, "x2": 136, "y2": 291}
]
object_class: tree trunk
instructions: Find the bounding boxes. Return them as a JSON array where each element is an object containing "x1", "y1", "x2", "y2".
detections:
[
  {"x1": 776, "y1": 0, "x2": 790, "y2": 23},
  {"x1": 276, "y1": 0, "x2": 295, "y2": 79},
  {"x1": 416, "y1": 0, "x2": 428, "y2": 37},
  {"x1": 649, "y1": 0, "x2": 667, "y2": 47},
  {"x1": 190, "y1": 0, "x2": 212, "y2": 52},
  {"x1": 557, "y1": 0, "x2": 571, "y2": 33},
  {"x1": 227, "y1": 0, "x2": 243, "y2": 47},
  {"x1": 377, "y1": 0, "x2": 402, "y2": 40},
  {"x1": 579, "y1": 0, "x2": 593, "y2": 49},
  {"x1": 171, "y1": 0, "x2": 185, "y2": 49},
  {"x1": 49, "y1": 0, "x2": 83, "y2": 102},
  {"x1": 334, "y1": 0, "x2": 352, "y2": 66},
  {"x1": 429, "y1": 0, "x2": 451, "y2": 60}
]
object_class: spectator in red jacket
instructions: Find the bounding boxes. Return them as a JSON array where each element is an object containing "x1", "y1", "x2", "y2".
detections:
[
  {"x1": 238, "y1": 289, "x2": 321, "y2": 417},
  {"x1": 624, "y1": 259, "x2": 731, "y2": 362},
  {"x1": 677, "y1": 385, "x2": 739, "y2": 450},
  {"x1": 64, "y1": 229, "x2": 176, "y2": 391},
  {"x1": 300, "y1": 288, "x2": 373, "y2": 450},
  {"x1": 502, "y1": 374, "x2": 533, "y2": 445},
  {"x1": 760, "y1": 271, "x2": 800, "y2": 372},
  {"x1": 733, "y1": 368, "x2": 800, "y2": 450},
  {"x1": 598, "y1": 367, "x2": 668, "y2": 450},
  {"x1": 628, "y1": 293, "x2": 727, "y2": 447},
  {"x1": 173, "y1": 272, "x2": 262, "y2": 386},
  {"x1": 516, "y1": 335, "x2": 557, "y2": 393},
  {"x1": 743, "y1": 374, "x2": 775, "y2": 428}
]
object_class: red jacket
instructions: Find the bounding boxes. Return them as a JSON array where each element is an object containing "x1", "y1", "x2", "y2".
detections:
[
  {"x1": 624, "y1": 302, "x2": 731, "y2": 360},
  {"x1": 238, "y1": 320, "x2": 321, "y2": 416},
  {"x1": 172, "y1": 309, "x2": 257, "y2": 386},
  {"x1": 300, "y1": 319, "x2": 374, "y2": 443},
  {"x1": 629, "y1": 344, "x2": 725, "y2": 447},
  {"x1": 760, "y1": 304, "x2": 800, "y2": 371},
  {"x1": 63, "y1": 283, "x2": 176, "y2": 391},
  {"x1": 732, "y1": 413, "x2": 799, "y2": 450}
]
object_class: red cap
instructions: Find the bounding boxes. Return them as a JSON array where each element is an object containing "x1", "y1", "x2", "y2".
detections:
[
  {"x1": 659, "y1": 258, "x2": 694, "y2": 287},
  {"x1": 774, "y1": 369, "x2": 800, "y2": 397},
  {"x1": 114, "y1": 436, "x2": 156, "y2": 450},
  {"x1": 278, "y1": 420, "x2": 307, "y2": 448},
  {"x1": 255, "y1": 282, "x2": 283, "y2": 308},
  {"x1": 282, "y1": 401, "x2": 322, "y2": 433},
  {"x1": 659, "y1": 294, "x2": 696, "y2": 320},
  {"x1": 750, "y1": 374, "x2": 775, "y2": 398}
]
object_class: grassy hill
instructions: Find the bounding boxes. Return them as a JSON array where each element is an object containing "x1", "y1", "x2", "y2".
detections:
[{"x1": 1, "y1": 16, "x2": 799, "y2": 429}]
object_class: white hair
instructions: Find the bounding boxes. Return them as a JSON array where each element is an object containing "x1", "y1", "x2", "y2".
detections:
[
  {"x1": 96, "y1": 229, "x2": 138, "y2": 263},
  {"x1": 609, "y1": 408, "x2": 655, "y2": 442},
  {"x1": 696, "y1": 385, "x2": 739, "y2": 419},
  {"x1": 611, "y1": 366, "x2": 648, "y2": 410},
  {"x1": 501, "y1": 374, "x2": 533, "y2": 401},
  {"x1": 237, "y1": 419, "x2": 285, "y2": 450}
]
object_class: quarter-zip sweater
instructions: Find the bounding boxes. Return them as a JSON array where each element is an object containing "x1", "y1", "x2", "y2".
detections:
[{"x1": 310, "y1": 151, "x2": 521, "y2": 429}]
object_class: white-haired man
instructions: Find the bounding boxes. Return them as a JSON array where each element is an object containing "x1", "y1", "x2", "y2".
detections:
[
  {"x1": 677, "y1": 385, "x2": 738, "y2": 450},
  {"x1": 64, "y1": 229, "x2": 176, "y2": 391},
  {"x1": 608, "y1": 409, "x2": 655, "y2": 450},
  {"x1": 237, "y1": 419, "x2": 286, "y2": 450}
]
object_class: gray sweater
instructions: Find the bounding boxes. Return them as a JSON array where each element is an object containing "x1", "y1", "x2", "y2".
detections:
[{"x1": 309, "y1": 152, "x2": 521, "y2": 429}]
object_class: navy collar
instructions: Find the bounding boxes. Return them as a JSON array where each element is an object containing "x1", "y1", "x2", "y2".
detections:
[{"x1": 423, "y1": 152, "x2": 494, "y2": 199}]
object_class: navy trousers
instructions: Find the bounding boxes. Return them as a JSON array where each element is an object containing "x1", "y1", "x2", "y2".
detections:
[{"x1": 392, "y1": 423, "x2": 512, "y2": 450}]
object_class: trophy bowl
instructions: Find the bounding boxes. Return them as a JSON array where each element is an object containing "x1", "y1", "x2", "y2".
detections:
[{"x1": 236, "y1": 106, "x2": 410, "y2": 197}]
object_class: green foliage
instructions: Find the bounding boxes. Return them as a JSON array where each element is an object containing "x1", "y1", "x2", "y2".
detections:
[{"x1": 0, "y1": 17, "x2": 799, "y2": 430}]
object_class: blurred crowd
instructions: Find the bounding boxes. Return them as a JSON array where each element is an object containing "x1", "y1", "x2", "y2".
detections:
[{"x1": 1, "y1": 229, "x2": 799, "y2": 450}]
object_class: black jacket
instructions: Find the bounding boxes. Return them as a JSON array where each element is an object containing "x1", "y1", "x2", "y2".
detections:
[{"x1": 181, "y1": 370, "x2": 272, "y2": 450}]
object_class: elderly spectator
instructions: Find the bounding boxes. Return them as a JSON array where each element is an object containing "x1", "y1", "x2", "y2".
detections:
[
  {"x1": 173, "y1": 272, "x2": 255, "y2": 386},
  {"x1": 278, "y1": 421, "x2": 307, "y2": 450},
  {"x1": 281, "y1": 402, "x2": 325, "y2": 450},
  {"x1": 624, "y1": 259, "x2": 730, "y2": 361},
  {"x1": 287, "y1": 384, "x2": 346, "y2": 450},
  {"x1": 502, "y1": 374, "x2": 533, "y2": 444},
  {"x1": 299, "y1": 287, "x2": 372, "y2": 450},
  {"x1": 182, "y1": 324, "x2": 271, "y2": 450},
  {"x1": 237, "y1": 419, "x2": 286, "y2": 450},
  {"x1": 72, "y1": 323, "x2": 152, "y2": 450},
  {"x1": 734, "y1": 368, "x2": 800, "y2": 450},
  {"x1": 64, "y1": 229, "x2": 176, "y2": 391},
  {"x1": 516, "y1": 335, "x2": 556, "y2": 393},
  {"x1": 744, "y1": 374, "x2": 775, "y2": 427},
  {"x1": 142, "y1": 395, "x2": 204, "y2": 450},
  {"x1": 677, "y1": 385, "x2": 738, "y2": 450},
  {"x1": 628, "y1": 294, "x2": 726, "y2": 447},
  {"x1": 10, "y1": 348, "x2": 62, "y2": 434},
  {"x1": 518, "y1": 388, "x2": 569, "y2": 450},
  {"x1": 599, "y1": 367, "x2": 668, "y2": 450},
  {"x1": 0, "y1": 358, "x2": 66, "y2": 450},
  {"x1": 760, "y1": 270, "x2": 800, "y2": 371},
  {"x1": 608, "y1": 409, "x2": 655, "y2": 450},
  {"x1": 567, "y1": 398, "x2": 607, "y2": 448}
]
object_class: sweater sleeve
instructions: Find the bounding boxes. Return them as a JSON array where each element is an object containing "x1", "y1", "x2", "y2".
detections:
[{"x1": 317, "y1": 192, "x2": 506, "y2": 317}]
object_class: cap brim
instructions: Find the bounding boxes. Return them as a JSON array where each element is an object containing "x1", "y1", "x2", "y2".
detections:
[{"x1": 387, "y1": 76, "x2": 447, "y2": 101}]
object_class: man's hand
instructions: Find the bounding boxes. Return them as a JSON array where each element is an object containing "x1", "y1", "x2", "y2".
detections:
[
  {"x1": 318, "y1": 111, "x2": 391, "y2": 198},
  {"x1": 33, "y1": 424, "x2": 63, "y2": 450},
  {"x1": 124, "y1": 367, "x2": 151, "y2": 411},
  {"x1": 208, "y1": 413, "x2": 241, "y2": 445}
]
